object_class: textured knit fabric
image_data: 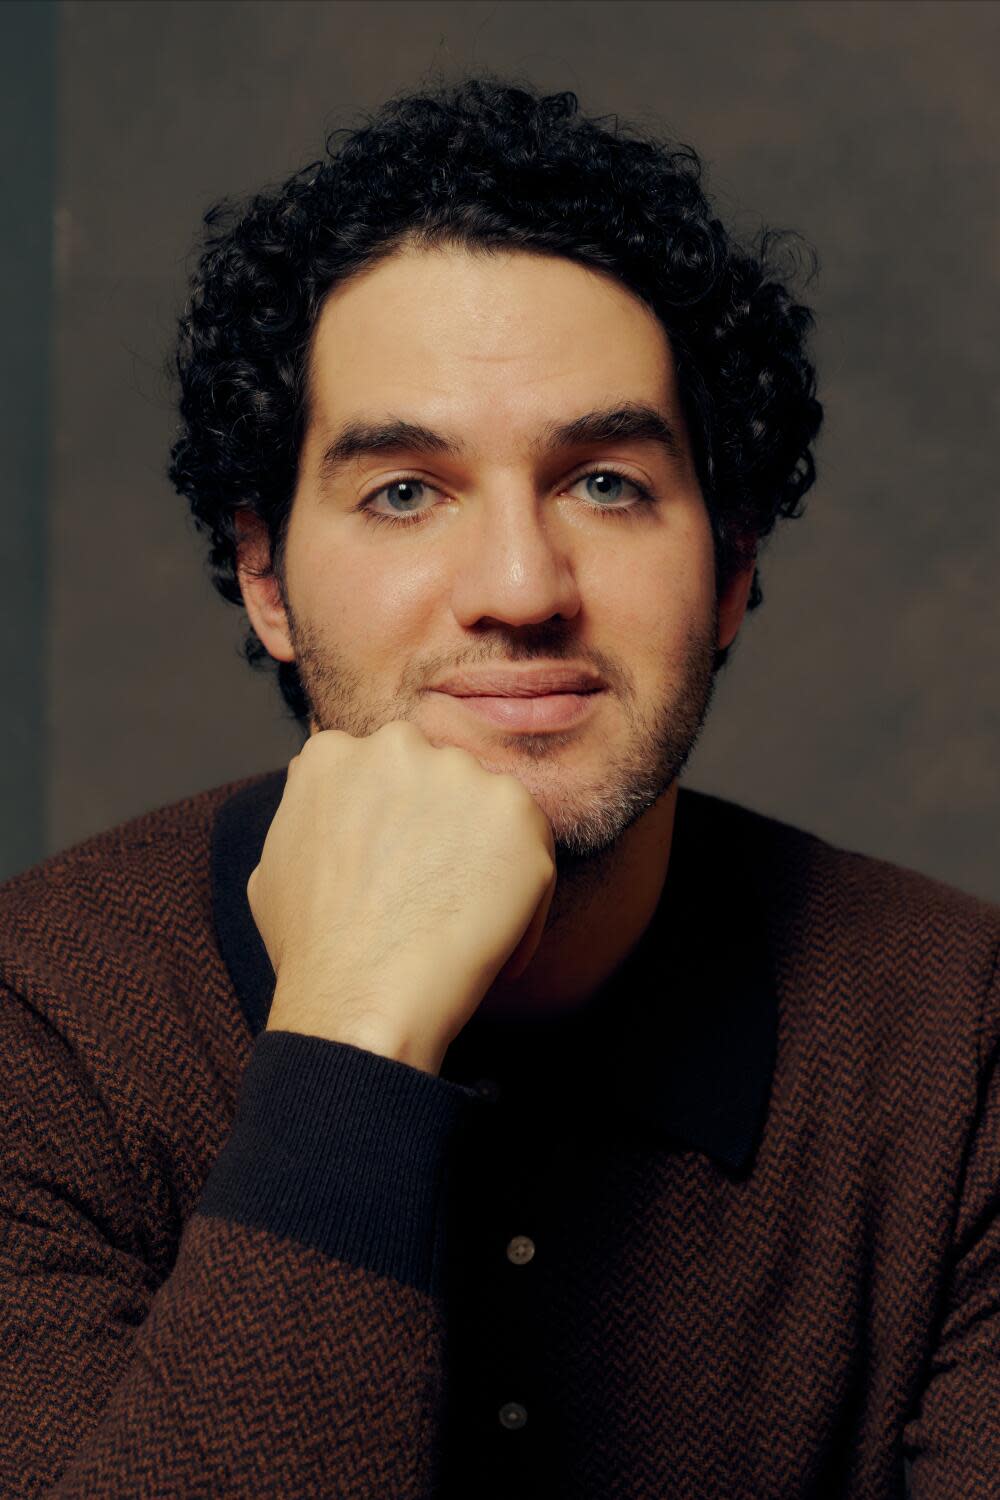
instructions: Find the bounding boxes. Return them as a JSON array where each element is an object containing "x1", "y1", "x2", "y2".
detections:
[{"x1": 0, "y1": 767, "x2": 997, "y2": 1499}]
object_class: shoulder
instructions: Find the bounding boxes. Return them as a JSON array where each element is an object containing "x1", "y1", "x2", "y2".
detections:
[
  {"x1": 0, "y1": 770, "x2": 278, "y2": 1024},
  {"x1": 680, "y1": 783, "x2": 998, "y2": 942},
  {"x1": 679, "y1": 786, "x2": 1000, "y2": 1065}
]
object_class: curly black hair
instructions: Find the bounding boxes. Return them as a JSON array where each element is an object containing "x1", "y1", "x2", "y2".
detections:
[{"x1": 167, "y1": 71, "x2": 823, "y2": 731}]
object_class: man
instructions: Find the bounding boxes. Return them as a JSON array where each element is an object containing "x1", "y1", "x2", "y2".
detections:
[{"x1": 1, "y1": 74, "x2": 996, "y2": 1499}]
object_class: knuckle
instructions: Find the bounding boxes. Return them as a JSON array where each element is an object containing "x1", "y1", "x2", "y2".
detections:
[
  {"x1": 300, "y1": 729, "x2": 352, "y2": 759},
  {"x1": 501, "y1": 771, "x2": 537, "y2": 806},
  {"x1": 378, "y1": 717, "x2": 422, "y2": 741},
  {"x1": 438, "y1": 740, "x2": 476, "y2": 766}
]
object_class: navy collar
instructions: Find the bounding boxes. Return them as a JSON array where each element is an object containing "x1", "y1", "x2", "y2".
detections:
[{"x1": 210, "y1": 770, "x2": 777, "y2": 1178}]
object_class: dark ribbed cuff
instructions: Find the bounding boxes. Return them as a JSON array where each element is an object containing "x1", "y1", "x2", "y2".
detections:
[{"x1": 195, "y1": 1029, "x2": 483, "y2": 1296}]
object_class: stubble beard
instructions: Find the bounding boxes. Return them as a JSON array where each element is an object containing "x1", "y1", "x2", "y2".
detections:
[{"x1": 283, "y1": 598, "x2": 721, "y2": 918}]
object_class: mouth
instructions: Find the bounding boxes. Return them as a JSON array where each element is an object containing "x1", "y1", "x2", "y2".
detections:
[{"x1": 429, "y1": 689, "x2": 604, "y2": 732}]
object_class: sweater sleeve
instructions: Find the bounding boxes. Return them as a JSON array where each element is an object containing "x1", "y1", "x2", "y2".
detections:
[
  {"x1": 902, "y1": 942, "x2": 1000, "y2": 1499},
  {"x1": 0, "y1": 992, "x2": 482, "y2": 1499}
]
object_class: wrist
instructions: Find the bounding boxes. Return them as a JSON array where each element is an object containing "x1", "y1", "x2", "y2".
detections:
[{"x1": 265, "y1": 986, "x2": 445, "y2": 1077}]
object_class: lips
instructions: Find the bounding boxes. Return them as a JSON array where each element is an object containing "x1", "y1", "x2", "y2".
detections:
[
  {"x1": 430, "y1": 667, "x2": 605, "y2": 697},
  {"x1": 434, "y1": 689, "x2": 603, "y2": 731}
]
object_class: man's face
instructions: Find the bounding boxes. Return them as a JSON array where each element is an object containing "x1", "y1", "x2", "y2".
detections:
[{"x1": 271, "y1": 243, "x2": 742, "y2": 864}]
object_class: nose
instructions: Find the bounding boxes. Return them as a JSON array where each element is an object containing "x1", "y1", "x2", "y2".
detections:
[{"x1": 446, "y1": 490, "x2": 584, "y2": 631}]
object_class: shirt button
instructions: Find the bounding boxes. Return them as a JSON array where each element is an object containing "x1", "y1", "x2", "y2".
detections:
[
  {"x1": 498, "y1": 1401, "x2": 528, "y2": 1430},
  {"x1": 473, "y1": 1077, "x2": 501, "y2": 1102},
  {"x1": 506, "y1": 1234, "x2": 535, "y2": 1265}
]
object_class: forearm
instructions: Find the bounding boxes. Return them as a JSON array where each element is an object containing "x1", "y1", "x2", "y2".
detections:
[{"x1": 3, "y1": 1031, "x2": 481, "y2": 1497}]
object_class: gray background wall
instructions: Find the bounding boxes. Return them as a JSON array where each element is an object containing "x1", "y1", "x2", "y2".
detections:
[
  {"x1": 4, "y1": 0, "x2": 998, "y2": 901},
  {"x1": 2, "y1": 1, "x2": 55, "y2": 885}
]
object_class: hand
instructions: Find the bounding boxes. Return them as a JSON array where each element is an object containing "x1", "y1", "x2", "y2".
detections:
[{"x1": 246, "y1": 720, "x2": 558, "y2": 1074}]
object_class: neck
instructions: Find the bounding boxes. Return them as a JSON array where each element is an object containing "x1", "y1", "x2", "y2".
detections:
[{"x1": 474, "y1": 781, "x2": 679, "y2": 1025}]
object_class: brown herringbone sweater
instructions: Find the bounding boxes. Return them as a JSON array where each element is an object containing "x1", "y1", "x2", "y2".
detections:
[{"x1": 0, "y1": 768, "x2": 998, "y2": 1498}]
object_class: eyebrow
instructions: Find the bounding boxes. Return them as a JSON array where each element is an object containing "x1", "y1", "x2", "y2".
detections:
[{"x1": 315, "y1": 401, "x2": 685, "y2": 486}]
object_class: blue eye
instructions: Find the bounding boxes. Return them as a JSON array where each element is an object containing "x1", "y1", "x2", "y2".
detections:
[
  {"x1": 358, "y1": 467, "x2": 656, "y2": 529},
  {"x1": 363, "y1": 478, "x2": 432, "y2": 523}
]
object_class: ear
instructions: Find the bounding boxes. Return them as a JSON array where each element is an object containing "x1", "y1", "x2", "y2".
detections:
[
  {"x1": 717, "y1": 555, "x2": 757, "y2": 653},
  {"x1": 233, "y1": 509, "x2": 296, "y2": 664}
]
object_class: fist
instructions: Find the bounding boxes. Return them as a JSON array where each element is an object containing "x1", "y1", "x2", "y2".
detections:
[{"x1": 246, "y1": 720, "x2": 558, "y2": 1073}]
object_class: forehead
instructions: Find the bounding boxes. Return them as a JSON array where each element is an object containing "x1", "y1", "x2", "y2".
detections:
[{"x1": 306, "y1": 244, "x2": 680, "y2": 439}]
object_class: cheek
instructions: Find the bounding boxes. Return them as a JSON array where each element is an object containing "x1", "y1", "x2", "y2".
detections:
[
  {"x1": 299, "y1": 541, "x2": 436, "y2": 656},
  {"x1": 666, "y1": 506, "x2": 718, "y2": 621},
  {"x1": 594, "y1": 510, "x2": 717, "y2": 638}
]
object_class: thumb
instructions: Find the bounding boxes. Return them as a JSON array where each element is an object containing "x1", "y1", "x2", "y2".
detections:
[{"x1": 497, "y1": 860, "x2": 558, "y2": 984}]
